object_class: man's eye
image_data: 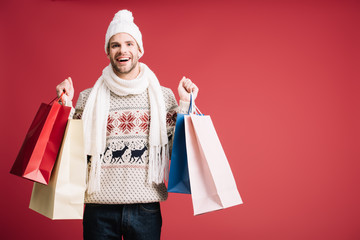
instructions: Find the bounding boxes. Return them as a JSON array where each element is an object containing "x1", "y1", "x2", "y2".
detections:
[
  {"x1": 112, "y1": 44, "x2": 119, "y2": 48},
  {"x1": 127, "y1": 43, "x2": 133, "y2": 46}
]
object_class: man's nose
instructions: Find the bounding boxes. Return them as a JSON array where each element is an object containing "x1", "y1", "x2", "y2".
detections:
[{"x1": 119, "y1": 46, "x2": 128, "y2": 54}]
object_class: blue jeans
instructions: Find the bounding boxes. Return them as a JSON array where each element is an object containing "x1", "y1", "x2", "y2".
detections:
[{"x1": 83, "y1": 202, "x2": 162, "y2": 240}]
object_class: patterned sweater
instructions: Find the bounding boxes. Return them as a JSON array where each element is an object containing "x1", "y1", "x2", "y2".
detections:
[{"x1": 73, "y1": 86, "x2": 188, "y2": 204}]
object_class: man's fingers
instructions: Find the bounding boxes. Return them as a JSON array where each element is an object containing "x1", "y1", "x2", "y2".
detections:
[
  {"x1": 61, "y1": 94, "x2": 68, "y2": 105},
  {"x1": 191, "y1": 84, "x2": 198, "y2": 94},
  {"x1": 56, "y1": 85, "x2": 64, "y2": 97},
  {"x1": 64, "y1": 78, "x2": 75, "y2": 96},
  {"x1": 178, "y1": 76, "x2": 199, "y2": 102},
  {"x1": 185, "y1": 80, "x2": 195, "y2": 93},
  {"x1": 56, "y1": 78, "x2": 71, "y2": 96},
  {"x1": 178, "y1": 76, "x2": 186, "y2": 88},
  {"x1": 181, "y1": 77, "x2": 192, "y2": 92},
  {"x1": 64, "y1": 78, "x2": 70, "y2": 90},
  {"x1": 55, "y1": 77, "x2": 74, "y2": 104},
  {"x1": 68, "y1": 77, "x2": 73, "y2": 87},
  {"x1": 181, "y1": 78, "x2": 198, "y2": 96}
]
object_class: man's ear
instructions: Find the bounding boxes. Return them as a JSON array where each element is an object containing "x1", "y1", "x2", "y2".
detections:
[
  {"x1": 137, "y1": 48, "x2": 143, "y2": 59},
  {"x1": 106, "y1": 43, "x2": 111, "y2": 58},
  {"x1": 106, "y1": 48, "x2": 110, "y2": 59}
]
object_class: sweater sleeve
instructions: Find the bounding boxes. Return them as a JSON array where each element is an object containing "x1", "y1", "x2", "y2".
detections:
[
  {"x1": 73, "y1": 88, "x2": 92, "y2": 119},
  {"x1": 161, "y1": 87, "x2": 191, "y2": 157}
]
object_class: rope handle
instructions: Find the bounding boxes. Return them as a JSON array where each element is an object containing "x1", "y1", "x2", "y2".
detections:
[{"x1": 188, "y1": 92, "x2": 203, "y2": 115}]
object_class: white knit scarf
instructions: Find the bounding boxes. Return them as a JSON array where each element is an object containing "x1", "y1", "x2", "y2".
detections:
[{"x1": 82, "y1": 63, "x2": 169, "y2": 194}]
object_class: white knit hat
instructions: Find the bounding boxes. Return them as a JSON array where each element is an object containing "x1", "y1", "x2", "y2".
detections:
[{"x1": 105, "y1": 10, "x2": 144, "y2": 56}]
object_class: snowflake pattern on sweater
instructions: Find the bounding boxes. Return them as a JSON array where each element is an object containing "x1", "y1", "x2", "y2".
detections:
[{"x1": 74, "y1": 86, "x2": 180, "y2": 204}]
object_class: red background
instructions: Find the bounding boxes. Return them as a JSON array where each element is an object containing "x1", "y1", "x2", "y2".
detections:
[{"x1": 1, "y1": 0, "x2": 359, "y2": 239}]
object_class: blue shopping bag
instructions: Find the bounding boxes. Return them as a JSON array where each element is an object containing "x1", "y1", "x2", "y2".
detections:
[
  {"x1": 168, "y1": 94, "x2": 200, "y2": 194},
  {"x1": 168, "y1": 112, "x2": 191, "y2": 194}
]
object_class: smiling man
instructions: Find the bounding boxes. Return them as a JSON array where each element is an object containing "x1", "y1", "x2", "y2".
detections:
[
  {"x1": 108, "y1": 33, "x2": 141, "y2": 79},
  {"x1": 56, "y1": 10, "x2": 198, "y2": 240}
]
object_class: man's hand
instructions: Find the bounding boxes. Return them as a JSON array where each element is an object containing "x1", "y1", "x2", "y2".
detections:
[
  {"x1": 178, "y1": 76, "x2": 199, "y2": 102},
  {"x1": 56, "y1": 77, "x2": 74, "y2": 104}
]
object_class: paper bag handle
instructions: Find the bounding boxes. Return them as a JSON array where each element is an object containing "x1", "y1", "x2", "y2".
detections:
[{"x1": 49, "y1": 92, "x2": 65, "y2": 105}]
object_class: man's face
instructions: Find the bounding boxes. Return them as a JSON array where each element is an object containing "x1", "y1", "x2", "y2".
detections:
[{"x1": 107, "y1": 33, "x2": 142, "y2": 79}]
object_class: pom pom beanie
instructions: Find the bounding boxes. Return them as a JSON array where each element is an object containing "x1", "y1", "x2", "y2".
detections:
[{"x1": 105, "y1": 10, "x2": 144, "y2": 57}]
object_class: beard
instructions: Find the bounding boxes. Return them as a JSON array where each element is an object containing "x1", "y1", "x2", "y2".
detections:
[{"x1": 110, "y1": 55, "x2": 139, "y2": 76}]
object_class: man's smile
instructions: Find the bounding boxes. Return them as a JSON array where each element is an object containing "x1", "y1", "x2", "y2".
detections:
[{"x1": 116, "y1": 56, "x2": 130, "y2": 63}]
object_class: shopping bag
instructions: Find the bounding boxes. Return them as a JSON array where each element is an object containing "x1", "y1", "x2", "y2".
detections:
[
  {"x1": 29, "y1": 119, "x2": 86, "y2": 220},
  {"x1": 168, "y1": 95, "x2": 197, "y2": 196},
  {"x1": 167, "y1": 113, "x2": 191, "y2": 194},
  {"x1": 10, "y1": 95, "x2": 71, "y2": 184},
  {"x1": 184, "y1": 112, "x2": 243, "y2": 215}
]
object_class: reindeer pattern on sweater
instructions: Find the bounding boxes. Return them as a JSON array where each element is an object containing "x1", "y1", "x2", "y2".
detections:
[{"x1": 74, "y1": 86, "x2": 182, "y2": 204}]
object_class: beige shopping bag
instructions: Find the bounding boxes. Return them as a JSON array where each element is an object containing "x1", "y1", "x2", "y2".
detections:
[
  {"x1": 29, "y1": 119, "x2": 86, "y2": 219},
  {"x1": 184, "y1": 114, "x2": 243, "y2": 215}
]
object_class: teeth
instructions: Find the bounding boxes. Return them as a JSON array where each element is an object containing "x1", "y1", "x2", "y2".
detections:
[{"x1": 118, "y1": 57, "x2": 130, "y2": 61}]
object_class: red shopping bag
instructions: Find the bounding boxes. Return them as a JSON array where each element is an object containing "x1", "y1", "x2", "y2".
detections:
[{"x1": 10, "y1": 95, "x2": 71, "y2": 184}]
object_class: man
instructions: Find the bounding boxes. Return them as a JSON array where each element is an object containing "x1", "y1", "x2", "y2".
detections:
[{"x1": 56, "y1": 9, "x2": 198, "y2": 240}]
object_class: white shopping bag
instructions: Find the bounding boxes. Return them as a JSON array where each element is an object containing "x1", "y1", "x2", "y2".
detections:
[
  {"x1": 184, "y1": 114, "x2": 243, "y2": 215},
  {"x1": 29, "y1": 119, "x2": 86, "y2": 219}
]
